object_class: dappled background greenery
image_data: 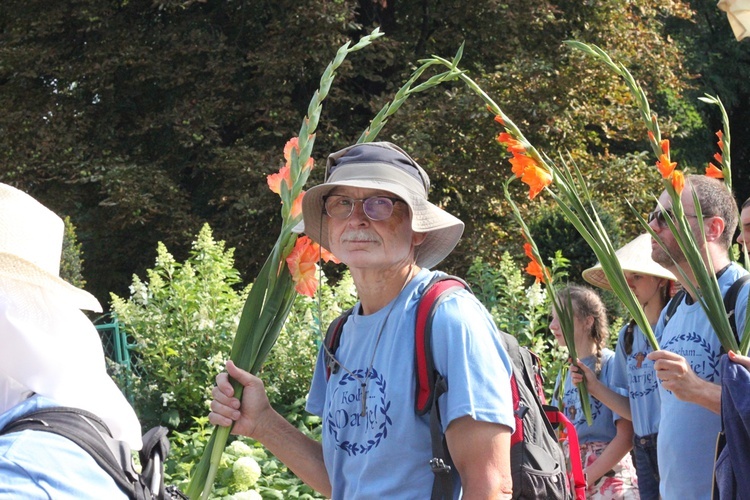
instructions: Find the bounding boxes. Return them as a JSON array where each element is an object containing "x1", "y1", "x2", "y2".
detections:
[{"x1": 2, "y1": 0, "x2": 749, "y2": 304}]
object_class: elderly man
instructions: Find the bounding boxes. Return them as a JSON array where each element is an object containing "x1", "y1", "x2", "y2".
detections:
[
  {"x1": 0, "y1": 183, "x2": 143, "y2": 497},
  {"x1": 646, "y1": 175, "x2": 749, "y2": 499},
  {"x1": 210, "y1": 142, "x2": 515, "y2": 499}
]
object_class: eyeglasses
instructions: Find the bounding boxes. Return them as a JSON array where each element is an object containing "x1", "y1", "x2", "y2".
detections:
[
  {"x1": 323, "y1": 195, "x2": 404, "y2": 221},
  {"x1": 647, "y1": 208, "x2": 702, "y2": 228}
]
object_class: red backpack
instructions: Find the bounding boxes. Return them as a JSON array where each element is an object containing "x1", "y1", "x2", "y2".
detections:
[{"x1": 325, "y1": 275, "x2": 586, "y2": 499}]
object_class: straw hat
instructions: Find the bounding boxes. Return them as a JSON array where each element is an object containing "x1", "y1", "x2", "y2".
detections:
[
  {"x1": 301, "y1": 142, "x2": 465, "y2": 269},
  {"x1": 582, "y1": 233, "x2": 676, "y2": 290},
  {"x1": 0, "y1": 183, "x2": 101, "y2": 312}
]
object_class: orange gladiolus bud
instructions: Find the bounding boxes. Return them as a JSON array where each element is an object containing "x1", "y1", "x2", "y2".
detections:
[
  {"x1": 267, "y1": 165, "x2": 292, "y2": 195},
  {"x1": 656, "y1": 155, "x2": 677, "y2": 179},
  {"x1": 671, "y1": 170, "x2": 685, "y2": 194},
  {"x1": 497, "y1": 132, "x2": 526, "y2": 154},
  {"x1": 706, "y1": 163, "x2": 724, "y2": 179},
  {"x1": 660, "y1": 139, "x2": 670, "y2": 155},
  {"x1": 494, "y1": 115, "x2": 505, "y2": 126}
]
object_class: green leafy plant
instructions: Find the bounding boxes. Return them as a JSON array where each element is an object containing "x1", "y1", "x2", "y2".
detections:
[
  {"x1": 465, "y1": 253, "x2": 569, "y2": 399},
  {"x1": 110, "y1": 224, "x2": 247, "y2": 431}
]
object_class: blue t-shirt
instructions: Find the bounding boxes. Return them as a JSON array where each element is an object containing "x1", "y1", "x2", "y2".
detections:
[
  {"x1": 611, "y1": 322, "x2": 661, "y2": 437},
  {"x1": 306, "y1": 269, "x2": 515, "y2": 499},
  {"x1": 0, "y1": 395, "x2": 128, "y2": 499},
  {"x1": 553, "y1": 349, "x2": 626, "y2": 443},
  {"x1": 656, "y1": 262, "x2": 749, "y2": 499}
]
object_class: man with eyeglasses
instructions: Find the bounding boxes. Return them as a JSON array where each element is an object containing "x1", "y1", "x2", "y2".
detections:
[
  {"x1": 644, "y1": 175, "x2": 749, "y2": 499},
  {"x1": 209, "y1": 142, "x2": 515, "y2": 499}
]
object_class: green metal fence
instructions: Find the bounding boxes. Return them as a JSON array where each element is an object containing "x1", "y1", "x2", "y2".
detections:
[{"x1": 94, "y1": 313, "x2": 136, "y2": 404}]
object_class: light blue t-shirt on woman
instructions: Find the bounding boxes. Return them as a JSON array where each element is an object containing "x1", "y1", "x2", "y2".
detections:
[
  {"x1": 611, "y1": 322, "x2": 661, "y2": 437},
  {"x1": 553, "y1": 349, "x2": 627, "y2": 443},
  {"x1": 306, "y1": 269, "x2": 515, "y2": 499}
]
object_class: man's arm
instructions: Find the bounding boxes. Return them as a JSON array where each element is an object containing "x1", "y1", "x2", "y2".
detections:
[
  {"x1": 209, "y1": 361, "x2": 332, "y2": 496},
  {"x1": 445, "y1": 416, "x2": 513, "y2": 499},
  {"x1": 647, "y1": 350, "x2": 721, "y2": 414}
]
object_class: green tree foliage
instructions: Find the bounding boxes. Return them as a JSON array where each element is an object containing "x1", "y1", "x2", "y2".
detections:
[
  {"x1": 60, "y1": 215, "x2": 86, "y2": 289},
  {"x1": 1, "y1": 0, "x2": 746, "y2": 304},
  {"x1": 529, "y1": 202, "x2": 623, "y2": 284}
]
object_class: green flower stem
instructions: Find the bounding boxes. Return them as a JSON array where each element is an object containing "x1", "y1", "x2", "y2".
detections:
[
  {"x1": 425, "y1": 53, "x2": 659, "y2": 353},
  {"x1": 185, "y1": 28, "x2": 384, "y2": 500},
  {"x1": 504, "y1": 181, "x2": 593, "y2": 425},
  {"x1": 569, "y1": 41, "x2": 745, "y2": 355}
]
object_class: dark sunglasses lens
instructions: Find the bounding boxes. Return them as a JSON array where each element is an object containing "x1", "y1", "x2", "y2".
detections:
[{"x1": 363, "y1": 197, "x2": 395, "y2": 221}]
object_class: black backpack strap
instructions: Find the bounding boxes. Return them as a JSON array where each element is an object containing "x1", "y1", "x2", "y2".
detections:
[
  {"x1": 324, "y1": 307, "x2": 355, "y2": 380},
  {"x1": 413, "y1": 274, "x2": 471, "y2": 500},
  {"x1": 724, "y1": 274, "x2": 750, "y2": 345},
  {"x1": 0, "y1": 406, "x2": 137, "y2": 498},
  {"x1": 663, "y1": 289, "x2": 686, "y2": 327}
]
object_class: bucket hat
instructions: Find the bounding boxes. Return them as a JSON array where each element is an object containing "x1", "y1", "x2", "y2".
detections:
[
  {"x1": 301, "y1": 142, "x2": 464, "y2": 269},
  {"x1": 582, "y1": 233, "x2": 676, "y2": 290},
  {"x1": 0, "y1": 183, "x2": 101, "y2": 312}
]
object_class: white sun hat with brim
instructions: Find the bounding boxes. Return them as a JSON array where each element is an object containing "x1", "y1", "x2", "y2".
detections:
[
  {"x1": 582, "y1": 233, "x2": 676, "y2": 290},
  {"x1": 0, "y1": 183, "x2": 143, "y2": 449},
  {"x1": 0, "y1": 183, "x2": 101, "y2": 312},
  {"x1": 300, "y1": 142, "x2": 465, "y2": 269}
]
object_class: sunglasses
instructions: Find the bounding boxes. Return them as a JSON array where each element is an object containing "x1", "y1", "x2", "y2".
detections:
[
  {"x1": 647, "y1": 208, "x2": 702, "y2": 228},
  {"x1": 323, "y1": 195, "x2": 404, "y2": 221}
]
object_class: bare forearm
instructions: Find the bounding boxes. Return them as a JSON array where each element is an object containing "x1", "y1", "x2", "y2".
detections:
[
  {"x1": 686, "y1": 378, "x2": 722, "y2": 414},
  {"x1": 584, "y1": 422, "x2": 633, "y2": 486},
  {"x1": 255, "y1": 410, "x2": 331, "y2": 496}
]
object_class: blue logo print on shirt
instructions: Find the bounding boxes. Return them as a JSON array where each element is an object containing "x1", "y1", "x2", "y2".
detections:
[
  {"x1": 325, "y1": 368, "x2": 393, "y2": 456},
  {"x1": 661, "y1": 332, "x2": 719, "y2": 382}
]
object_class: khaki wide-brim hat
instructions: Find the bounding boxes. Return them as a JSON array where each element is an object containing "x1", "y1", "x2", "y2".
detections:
[
  {"x1": 301, "y1": 142, "x2": 465, "y2": 269},
  {"x1": 582, "y1": 233, "x2": 676, "y2": 290},
  {"x1": 0, "y1": 183, "x2": 101, "y2": 312}
]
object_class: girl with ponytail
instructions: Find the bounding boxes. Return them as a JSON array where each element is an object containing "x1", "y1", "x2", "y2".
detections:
[{"x1": 551, "y1": 284, "x2": 639, "y2": 499}]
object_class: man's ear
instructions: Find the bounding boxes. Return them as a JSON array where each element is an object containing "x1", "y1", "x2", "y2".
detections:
[{"x1": 705, "y1": 215, "x2": 726, "y2": 243}]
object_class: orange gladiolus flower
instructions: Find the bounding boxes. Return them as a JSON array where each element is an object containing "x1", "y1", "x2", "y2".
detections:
[
  {"x1": 656, "y1": 154, "x2": 677, "y2": 179},
  {"x1": 284, "y1": 137, "x2": 314, "y2": 171},
  {"x1": 706, "y1": 163, "x2": 724, "y2": 179},
  {"x1": 267, "y1": 165, "x2": 292, "y2": 195},
  {"x1": 509, "y1": 153, "x2": 537, "y2": 178},
  {"x1": 497, "y1": 132, "x2": 526, "y2": 154},
  {"x1": 671, "y1": 170, "x2": 685, "y2": 194},
  {"x1": 523, "y1": 243, "x2": 545, "y2": 283},
  {"x1": 521, "y1": 164, "x2": 552, "y2": 199},
  {"x1": 286, "y1": 236, "x2": 320, "y2": 297},
  {"x1": 291, "y1": 191, "x2": 304, "y2": 219}
]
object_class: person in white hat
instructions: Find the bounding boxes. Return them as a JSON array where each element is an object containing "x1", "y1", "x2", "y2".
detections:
[
  {"x1": 209, "y1": 142, "x2": 515, "y2": 498},
  {"x1": 576, "y1": 233, "x2": 675, "y2": 499},
  {"x1": 0, "y1": 183, "x2": 142, "y2": 497}
]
